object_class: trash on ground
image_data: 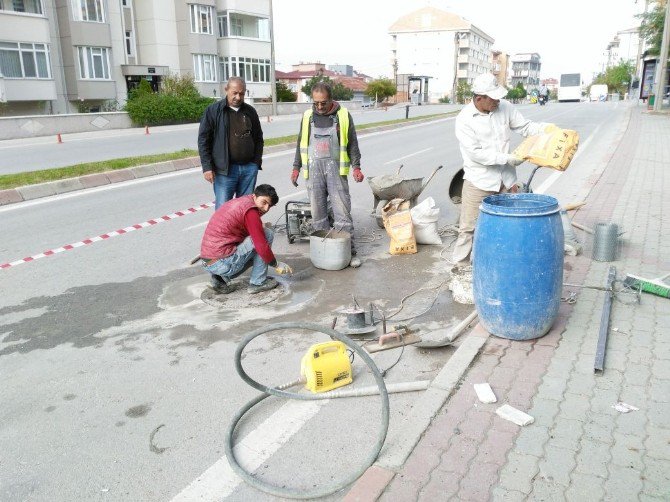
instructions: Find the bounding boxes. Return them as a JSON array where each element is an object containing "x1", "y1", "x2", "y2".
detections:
[
  {"x1": 474, "y1": 383, "x2": 497, "y2": 403},
  {"x1": 495, "y1": 404, "x2": 534, "y2": 426},
  {"x1": 612, "y1": 401, "x2": 639, "y2": 413}
]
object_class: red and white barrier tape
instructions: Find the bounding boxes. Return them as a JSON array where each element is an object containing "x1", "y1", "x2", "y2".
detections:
[{"x1": 1, "y1": 202, "x2": 214, "y2": 270}]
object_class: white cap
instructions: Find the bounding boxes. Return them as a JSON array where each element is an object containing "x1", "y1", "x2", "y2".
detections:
[{"x1": 472, "y1": 73, "x2": 507, "y2": 100}]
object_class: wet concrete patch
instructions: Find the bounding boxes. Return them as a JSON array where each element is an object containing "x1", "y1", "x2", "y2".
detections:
[
  {"x1": 125, "y1": 404, "x2": 151, "y2": 418},
  {"x1": 0, "y1": 268, "x2": 199, "y2": 356}
]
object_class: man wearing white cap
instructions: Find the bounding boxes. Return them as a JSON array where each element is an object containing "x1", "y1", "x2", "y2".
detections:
[{"x1": 452, "y1": 73, "x2": 555, "y2": 269}]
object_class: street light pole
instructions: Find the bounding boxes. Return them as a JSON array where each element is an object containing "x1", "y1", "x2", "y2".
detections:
[
  {"x1": 653, "y1": 0, "x2": 670, "y2": 111},
  {"x1": 269, "y1": 0, "x2": 278, "y2": 116}
]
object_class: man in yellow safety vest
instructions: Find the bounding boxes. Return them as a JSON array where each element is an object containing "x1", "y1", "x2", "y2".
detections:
[{"x1": 290, "y1": 82, "x2": 365, "y2": 268}]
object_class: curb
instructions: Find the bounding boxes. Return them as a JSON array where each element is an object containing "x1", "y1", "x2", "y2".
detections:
[
  {"x1": 0, "y1": 156, "x2": 201, "y2": 206},
  {"x1": 343, "y1": 326, "x2": 489, "y2": 501},
  {"x1": 0, "y1": 114, "x2": 455, "y2": 207}
]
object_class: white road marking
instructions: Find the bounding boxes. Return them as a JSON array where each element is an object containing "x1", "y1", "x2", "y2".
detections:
[
  {"x1": 171, "y1": 400, "x2": 326, "y2": 501},
  {"x1": 384, "y1": 147, "x2": 434, "y2": 165}
]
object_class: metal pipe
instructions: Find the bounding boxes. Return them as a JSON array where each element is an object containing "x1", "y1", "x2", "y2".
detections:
[
  {"x1": 446, "y1": 310, "x2": 478, "y2": 343},
  {"x1": 594, "y1": 266, "x2": 616, "y2": 372}
]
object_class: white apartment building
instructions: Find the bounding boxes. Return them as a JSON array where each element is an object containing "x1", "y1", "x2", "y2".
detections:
[
  {"x1": 389, "y1": 6, "x2": 494, "y2": 102},
  {"x1": 510, "y1": 53, "x2": 541, "y2": 92},
  {"x1": 0, "y1": 0, "x2": 272, "y2": 115},
  {"x1": 603, "y1": 27, "x2": 640, "y2": 71}
]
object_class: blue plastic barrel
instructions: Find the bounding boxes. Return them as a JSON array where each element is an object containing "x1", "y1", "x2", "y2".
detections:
[{"x1": 473, "y1": 194, "x2": 564, "y2": 340}]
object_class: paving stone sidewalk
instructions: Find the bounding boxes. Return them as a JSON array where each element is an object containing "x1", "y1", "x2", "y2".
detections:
[{"x1": 376, "y1": 106, "x2": 670, "y2": 501}]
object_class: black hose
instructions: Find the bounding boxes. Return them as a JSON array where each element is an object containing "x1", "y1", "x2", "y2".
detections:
[{"x1": 225, "y1": 322, "x2": 390, "y2": 499}]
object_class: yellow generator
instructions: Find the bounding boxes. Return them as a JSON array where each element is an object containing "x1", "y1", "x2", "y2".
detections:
[{"x1": 300, "y1": 341, "x2": 352, "y2": 393}]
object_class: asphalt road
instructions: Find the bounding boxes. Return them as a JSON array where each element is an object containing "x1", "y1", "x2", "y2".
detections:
[
  {"x1": 0, "y1": 104, "x2": 463, "y2": 175},
  {"x1": 0, "y1": 101, "x2": 630, "y2": 500}
]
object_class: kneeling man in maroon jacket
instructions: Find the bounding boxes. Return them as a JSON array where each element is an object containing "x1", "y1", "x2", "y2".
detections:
[{"x1": 200, "y1": 184, "x2": 292, "y2": 294}]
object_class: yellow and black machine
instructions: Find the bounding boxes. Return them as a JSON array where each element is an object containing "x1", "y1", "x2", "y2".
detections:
[{"x1": 300, "y1": 341, "x2": 352, "y2": 393}]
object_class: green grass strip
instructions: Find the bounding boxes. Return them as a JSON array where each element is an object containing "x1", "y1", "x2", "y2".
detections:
[{"x1": 0, "y1": 112, "x2": 455, "y2": 190}]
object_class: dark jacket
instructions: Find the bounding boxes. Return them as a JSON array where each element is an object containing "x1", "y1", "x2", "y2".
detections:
[
  {"x1": 292, "y1": 101, "x2": 361, "y2": 169},
  {"x1": 198, "y1": 98, "x2": 264, "y2": 176}
]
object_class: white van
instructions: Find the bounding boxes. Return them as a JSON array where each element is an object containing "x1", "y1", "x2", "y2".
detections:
[{"x1": 590, "y1": 84, "x2": 608, "y2": 102}]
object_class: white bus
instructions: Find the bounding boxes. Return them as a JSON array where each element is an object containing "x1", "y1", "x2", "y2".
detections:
[{"x1": 558, "y1": 73, "x2": 582, "y2": 102}]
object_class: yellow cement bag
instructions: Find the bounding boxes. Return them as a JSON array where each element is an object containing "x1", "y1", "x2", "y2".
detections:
[
  {"x1": 382, "y1": 199, "x2": 417, "y2": 255},
  {"x1": 513, "y1": 128, "x2": 579, "y2": 171}
]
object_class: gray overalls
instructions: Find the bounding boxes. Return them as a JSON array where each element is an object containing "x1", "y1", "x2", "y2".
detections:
[{"x1": 306, "y1": 116, "x2": 355, "y2": 251}]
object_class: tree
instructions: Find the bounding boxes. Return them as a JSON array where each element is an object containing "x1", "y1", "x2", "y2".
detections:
[
  {"x1": 505, "y1": 82, "x2": 526, "y2": 103},
  {"x1": 592, "y1": 60, "x2": 635, "y2": 96},
  {"x1": 455, "y1": 81, "x2": 473, "y2": 104},
  {"x1": 160, "y1": 72, "x2": 200, "y2": 98},
  {"x1": 365, "y1": 78, "x2": 396, "y2": 102},
  {"x1": 637, "y1": 1, "x2": 666, "y2": 55},
  {"x1": 276, "y1": 81, "x2": 297, "y2": 102},
  {"x1": 332, "y1": 81, "x2": 354, "y2": 101},
  {"x1": 301, "y1": 75, "x2": 333, "y2": 98},
  {"x1": 301, "y1": 75, "x2": 354, "y2": 101}
]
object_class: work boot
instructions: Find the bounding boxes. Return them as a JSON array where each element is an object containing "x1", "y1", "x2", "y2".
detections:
[
  {"x1": 210, "y1": 275, "x2": 234, "y2": 294},
  {"x1": 349, "y1": 256, "x2": 361, "y2": 268},
  {"x1": 248, "y1": 277, "x2": 278, "y2": 294},
  {"x1": 210, "y1": 282, "x2": 234, "y2": 295}
]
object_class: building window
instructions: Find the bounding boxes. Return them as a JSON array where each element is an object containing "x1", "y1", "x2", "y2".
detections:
[
  {"x1": 193, "y1": 54, "x2": 217, "y2": 82},
  {"x1": 230, "y1": 15, "x2": 242, "y2": 36},
  {"x1": 217, "y1": 14, "x2": 228, "y2": 37},
  {"x1": 216, "y1": 12, "x2": 269, "y2": 39},
  {"x1": 219, "y1": 56, "x2": 270, "y2": 83},
  {"x1": 189, "y1": 4, "x2": 214, "y2": 35},
  {"x1": 125, "y1": 30, "x2": 134, "y2": 56},
  {"x1": 0, "y1": 41, "x2": 51, "y2": 78},
  {"x1": 1, "y1": 0, "x2": 43, "y2": 14},
  {"x1": 72, "y1": 0, "x2": 104, "y2": 22},
  {"x1": 78, "y1": 46, "x2": 110, "y2": 79}
]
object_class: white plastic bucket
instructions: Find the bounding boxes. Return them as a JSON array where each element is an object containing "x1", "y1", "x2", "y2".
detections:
[{"x1": 309, "y1": 230, "x2": 351, "y2": 270}]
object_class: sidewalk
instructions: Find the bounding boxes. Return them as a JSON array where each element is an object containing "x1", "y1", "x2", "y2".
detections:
[{"x1": 350, "y1": 106, "x2": 670, "y2": 500}]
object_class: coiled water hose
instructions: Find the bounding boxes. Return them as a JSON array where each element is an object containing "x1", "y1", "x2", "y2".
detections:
[{"x1": 225, "y1": 322, "x2": 390, "y2": 499}]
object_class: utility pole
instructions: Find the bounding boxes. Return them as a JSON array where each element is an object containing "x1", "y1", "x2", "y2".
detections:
[
  {"x1": 269, "y1": 0, "x2": 278, "y2": 116},
  {"x1": 653, "y1": 0, "x2": 670, "y2": 111}
]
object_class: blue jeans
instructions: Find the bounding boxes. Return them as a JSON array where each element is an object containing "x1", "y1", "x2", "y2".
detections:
[
  {"x1": 203, "y1": 228, "x2": 274, "y2": 286},
  {"x1": 213, "y1": 162, "x2": 259, "y2": 209}
]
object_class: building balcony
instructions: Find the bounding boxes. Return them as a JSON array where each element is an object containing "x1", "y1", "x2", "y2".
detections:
[
  {"x1": 457, "y1": 54, "x2": 469, "y2": 64},
  {"x1": 1, "y1": 78, "x2": 56, "y2": 102}
]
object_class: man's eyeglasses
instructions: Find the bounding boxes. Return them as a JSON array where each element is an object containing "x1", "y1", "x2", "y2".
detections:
[{"x1": 313, "y1": 100, "x2": 330, "y2": 107}]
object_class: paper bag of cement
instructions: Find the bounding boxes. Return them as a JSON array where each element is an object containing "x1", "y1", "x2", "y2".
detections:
[
  {"x1": 513, "y1": 128, "x2": 579, "y2": 171},
  {"x1": 382, "y1": 199, "x2": 417, "y2": 255},
  {"x1": 410, "y1": 197, "x2": 442, "y2": 245}
]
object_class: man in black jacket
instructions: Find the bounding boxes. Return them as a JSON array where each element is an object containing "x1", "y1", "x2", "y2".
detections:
[{"x1": 198, "y1": 77, "x2": 264, "y2": 209}]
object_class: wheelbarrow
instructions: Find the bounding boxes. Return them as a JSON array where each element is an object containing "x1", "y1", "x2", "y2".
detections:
[
  {"x1": 368, "y1": 164, "x2": 443, "y2": 228},
  {"x1": 448, "y1": 165, "x2": 544, "y2": 204}
]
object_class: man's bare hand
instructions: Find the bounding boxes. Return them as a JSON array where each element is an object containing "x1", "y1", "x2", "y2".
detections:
[{"x1": 204, "y1": 171, "x2": 214, "y2": 183}]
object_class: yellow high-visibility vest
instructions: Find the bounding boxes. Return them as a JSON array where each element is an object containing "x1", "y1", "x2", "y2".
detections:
[{"x1": 299, "y1": 107, "x2": 351, "y2": 179}]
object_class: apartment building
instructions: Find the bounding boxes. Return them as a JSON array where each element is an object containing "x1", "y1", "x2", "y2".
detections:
[
  {"x1": 491, "y1": 50, "x2": 509, "y2": 88},
  {"x1": 389, "y1": 6, "x2": 494, "y2": 102},
  {"x1": 0, "y1": 0, "x2": 272, "y2": 115},
  {"x1": 510, "y1": 52, "x2": 541, "y2": 92}
]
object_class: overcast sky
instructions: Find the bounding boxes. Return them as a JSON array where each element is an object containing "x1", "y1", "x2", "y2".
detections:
[{"x1": 272, "y1": 0, "x2": 646, "y2": 82}]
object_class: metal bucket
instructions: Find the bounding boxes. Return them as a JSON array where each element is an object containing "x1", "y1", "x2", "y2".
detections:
[{"x1": 309, "y1": 230, "x2": 351, "y2": 270}]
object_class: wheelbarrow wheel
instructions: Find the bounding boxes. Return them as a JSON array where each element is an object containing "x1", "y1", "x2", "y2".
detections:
[{"x1": 375, "y1": 199, "x2": 388, "y2": 228}]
